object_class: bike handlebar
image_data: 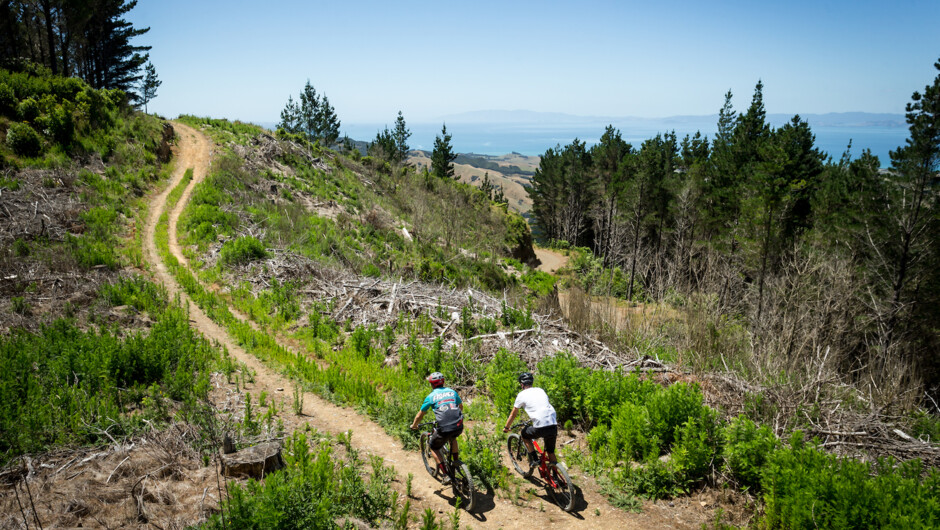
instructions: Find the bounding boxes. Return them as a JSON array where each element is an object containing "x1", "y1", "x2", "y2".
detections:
[
  {"x1": 416, "y1": 421, "x2": 437, "y2": 431},
  {"x1": 509, "y1": 420, "x2": 532, "y2": 431}
]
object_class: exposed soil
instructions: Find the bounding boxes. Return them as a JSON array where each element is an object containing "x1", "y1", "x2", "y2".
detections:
[{"x1": 534, "y1": 248, "x2": 569, "y2": 274}]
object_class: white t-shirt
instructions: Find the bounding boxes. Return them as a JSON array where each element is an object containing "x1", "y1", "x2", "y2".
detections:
[{"x1": 513, "y1": 387, "x2": 557, "y2": 428}]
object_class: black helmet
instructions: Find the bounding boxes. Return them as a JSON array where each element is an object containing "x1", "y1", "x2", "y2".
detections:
[
  {"x1": 518, "y1": 372, "x2": 534, "y2": 386},
  {"x1": 428, "y1": 372, "x2": 445, "y2": 388}
]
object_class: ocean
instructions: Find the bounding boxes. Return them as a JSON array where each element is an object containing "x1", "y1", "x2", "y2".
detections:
[{"x1": 341, "y1": 119, "x2": 910, "y2": 166}]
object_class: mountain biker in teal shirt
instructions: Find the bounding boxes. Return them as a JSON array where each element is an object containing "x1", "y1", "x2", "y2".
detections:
[{"x1": 410, "y1": 372, "x2": 464, "y2": 481}]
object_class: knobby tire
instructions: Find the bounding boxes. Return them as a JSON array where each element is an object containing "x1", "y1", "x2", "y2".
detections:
[
  {"x1": 548, "y1": 464, "x2": 575, "y2": 512},
  {"x1": 420, "y1": 433, "x2": 438, "y2": 479},
  {"x1": 452, "y1": 462, "x2": 476, "y2": 512},
  {"x1": 506, "y1": 433, "x2": 532, "y2": 478}
]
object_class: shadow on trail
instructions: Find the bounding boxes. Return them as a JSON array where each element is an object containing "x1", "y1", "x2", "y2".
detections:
[
  {"x1": 521, "y1": 475, "x2": 587, "y2": 519},
  {"x1": 431, "y1": 485, "x2": 495, "y2": 522}
]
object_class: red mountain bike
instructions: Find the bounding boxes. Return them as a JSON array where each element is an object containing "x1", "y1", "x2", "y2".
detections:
[
  {"x1": 506, "y1": 420, "x2": 575, "y2": 511},
  {"x1": 417, "y1": 421, "x2": 476, "y2": 512}
]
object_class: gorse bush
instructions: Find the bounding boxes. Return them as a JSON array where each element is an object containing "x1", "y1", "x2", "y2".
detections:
[
  {"x1": 761, "y1": 432, "x2": 940, "y2": 529},
  {"x1": 6, "y1": 121, "x2": 43, "y2": 157},
  {"x1": 484, "y1": 348, "x2": 528, "y2": 414},
  {"x1": 220, "y1": 235, "x2": 268, "y2": 266},
  {"x1": 721, "y1": 415, "x2": 779, "y2": 490}
]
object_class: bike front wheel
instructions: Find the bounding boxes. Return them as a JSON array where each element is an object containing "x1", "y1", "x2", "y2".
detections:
[
  {"x1": 451, "y1": 462, "x2": 476, "y2": 512},
  {"x1": 420, "y1": 433, "x2": 439, "y2": 479},
  {"x1": 506, "y1": 433, "x2": 532, "y2": 478},
  {"x1": 548, "y1": 463, "x2": 575, "y2": 512}
]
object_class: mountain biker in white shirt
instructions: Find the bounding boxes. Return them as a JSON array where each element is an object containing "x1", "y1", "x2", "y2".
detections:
[{"x1": 502, "y1": 371, "x2": 558, "y2": 468}]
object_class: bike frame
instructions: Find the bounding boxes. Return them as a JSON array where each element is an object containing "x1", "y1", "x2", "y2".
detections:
[{"x1": 524, "y1": 430, "x2": 561, "y2": 488}]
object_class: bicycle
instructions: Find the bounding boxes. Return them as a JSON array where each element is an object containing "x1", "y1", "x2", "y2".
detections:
[
  {"x1": 506, "y1": 420, "x2": 575, "y2": 512},
  {"x1": 417, "y1": 421, "x2": 476, "y2": 512}
]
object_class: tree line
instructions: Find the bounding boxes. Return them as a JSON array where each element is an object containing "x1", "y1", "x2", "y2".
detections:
[
  {"x1": 529, "y1": 62, "x2": 940, "y2": 406},
  {"x1": 0, "y1": 0, "x2": 154, "y2": 102}
]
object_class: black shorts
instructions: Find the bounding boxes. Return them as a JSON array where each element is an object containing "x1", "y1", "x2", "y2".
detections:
[
  {"x1": 430, "y1": 424, "x2": 463, "y2": 451},
  {"x1": 521, "y1": 424, "x2": 558, "y2": 454}
]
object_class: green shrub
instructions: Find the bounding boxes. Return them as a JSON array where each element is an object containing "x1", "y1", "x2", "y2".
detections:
[
  {"x1": 220, "y1": 236, "x2": 268, "y2": 266},
  {"x1": 307, "y1": 303, "x2": 339, "y2": 341},
  {"x1": 6, "y1": 121, "x2": 42, "y2": 157},
  {"x1": 521, "y1": 268, "x2": 556, "y2": 296},
  {"x1": 500, "y1": 300, "x2": 534, "y2": 329},
  {"x1": 608, "y1": 401, "x2": 657, "y2": 460},
  {"x1": 721, "y1": 415, "x2": 779, "y2": 490},
  {"x1": 16, "y1": 97, "x2": 39, "y2": 122},
  {"x1": 644, "y1": 382, "x2": 707, "y2": 451},
  {"x1": 204, "y1": 432, "x2": 397, "y2": 529},
  {"x1": 460, "y1": 426, "x2": 507, "y2": 493},
  {"x1": 66, "y1": 233, "x2": 119, "y2": 269},
  {"x1": 12, "y1": 238, "x2": 29, "y2": 257},
  {"x1": 484, "y1": 348, "x2": 527, "y2": 414},
  {"x1": 761, "y1": 431, "x2": 940, "y2": 529},
  {"x1": 363, "y1": 262, "x2": 381, "y2": 277},
  {"x1": 0, "y1": 82, "x2": 15, "y2": 115},
  {"x1": 10, "y1": 296, "x2": 30, "y2": 316},
  {"x1": 910, "y1": 410, "x2": 940, "y2": 443},
  {"x1": 0, "y1": 305, "x2": 217, "y2": 463},
  {"x1": 670, "y1": 409, "x2": 720, "y2": 487}
]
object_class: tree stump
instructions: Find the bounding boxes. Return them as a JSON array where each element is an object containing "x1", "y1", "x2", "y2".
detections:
[{"x1": 220, "y1": 442, "x2": 284, "y2": 478}]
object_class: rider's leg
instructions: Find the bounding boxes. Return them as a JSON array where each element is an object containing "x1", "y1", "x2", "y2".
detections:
[
  {"x1": 429, "y1": 431, "x2": 445, "y2": 466},
  {"x1": 449, "y1": 437, "x2": 460, "y2": 461},
  {"x1": 521, "y1": 428, "x2": 539, "y2": 465}
]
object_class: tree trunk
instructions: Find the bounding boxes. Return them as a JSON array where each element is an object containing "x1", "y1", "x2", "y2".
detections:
[{"x1": 41, "y1": 0, "x2": 57, "y2": 75}]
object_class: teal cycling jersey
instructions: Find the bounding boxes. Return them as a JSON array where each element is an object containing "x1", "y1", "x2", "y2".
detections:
[{"x1": 421, "y1": 387, "x2": 464, "y2": 431}]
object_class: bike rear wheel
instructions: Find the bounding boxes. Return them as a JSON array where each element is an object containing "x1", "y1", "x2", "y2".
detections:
[
  {"x1": 420, "y1": 433, "x2": 439, "y2": 479},
  {"x1": 451, "y1": 462, "x2": 476, "y2": 512},
  {"x1": 506, "y1": 433, "x2": 532, "y2": 478},
  {"x1": 548, "y1": 463, "x2": 574, "y2": 512}
]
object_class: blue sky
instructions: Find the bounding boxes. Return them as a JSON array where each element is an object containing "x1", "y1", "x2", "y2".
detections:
[{"x1": 127, "y1": 0, "x2": 940, "y2": 126}]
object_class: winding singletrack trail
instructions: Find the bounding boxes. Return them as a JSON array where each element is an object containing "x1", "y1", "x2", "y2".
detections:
[{"x1": 143, "y1": 122, "x2": 703, "y2": 529}]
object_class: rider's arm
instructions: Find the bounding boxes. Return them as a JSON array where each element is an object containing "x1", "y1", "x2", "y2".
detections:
[
  {"x1": 410, "y1": 409, "x2": 426, "y2": 430},
  {"x1": 503, "y1": 407, "x2": 520, "y2": 432}
]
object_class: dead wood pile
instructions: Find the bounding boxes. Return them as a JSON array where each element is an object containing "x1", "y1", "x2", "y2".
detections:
[
  {"x1": 230, "y1": 133, "x2": 331, "y2": 179},
  {"x1": 232, "y1": 249, "x2": 669, "y2": 374}
]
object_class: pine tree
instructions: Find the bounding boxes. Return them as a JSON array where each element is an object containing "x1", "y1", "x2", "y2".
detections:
[
  {"x1": 393, "y1": 110, "x2": 411, "y2": 163},
  {"x1": 278, "y1": 95, "x2": 301, "y2": 134},
  {"x1": 369, "y1": 126, "x2": 395, "y2": 159},
  {"x1": 317, "y1": 95, "x2": 340, "y2": 146},
  {"x1": 879, "y1": 58, "x2": 940, "y2": 365},
  {"x1": 139, "y1": 60, "x2": 160, "y2": 113},
  {"x1": 299, "y1": 80, "x2": 319, "y2": 140},
  {"x1": 431, "y1": 123, "x2": 456, "y2": 180},
  {"x1": 0, "y1": 0, "x2": 151, "y2": 100},
  {"x1": 530, "y1": 146, "x2": 564, "y2": 242}
]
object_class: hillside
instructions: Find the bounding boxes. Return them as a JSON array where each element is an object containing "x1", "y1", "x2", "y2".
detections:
[
  {"x1": 409, "y1": 150, "x2": 539, "y2": 214},
  {"x1": 1, "y1": 64, "x2": 938, "y2": 530}
]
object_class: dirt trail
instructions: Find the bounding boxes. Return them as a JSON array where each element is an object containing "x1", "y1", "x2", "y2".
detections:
[
  {"x1": 143, "y1": 123, "x2": 705, "y2": 529},
  {"x1": 535, "y1": 248, "x2": 569, "y2": 274}
]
